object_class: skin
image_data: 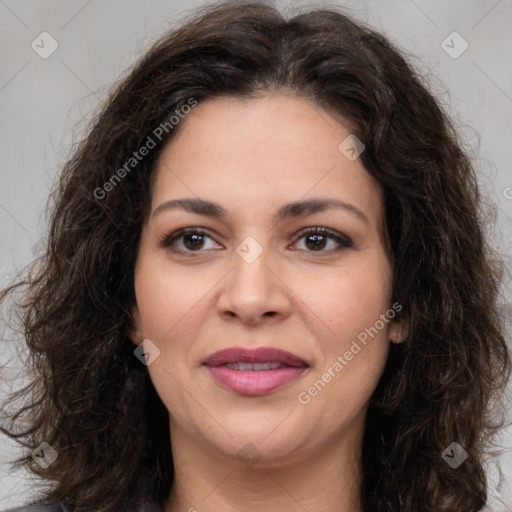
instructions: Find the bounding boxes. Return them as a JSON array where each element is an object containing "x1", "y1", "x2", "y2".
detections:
[{"x1": 130, "y1": 93, "x2": 405, "y2": 512}]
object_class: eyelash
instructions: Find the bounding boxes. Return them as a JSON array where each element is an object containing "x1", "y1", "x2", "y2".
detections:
[{"x1": 161, "y1": 226, "x2": 352, "y2": 256}]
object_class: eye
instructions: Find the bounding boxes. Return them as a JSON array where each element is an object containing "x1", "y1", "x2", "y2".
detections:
[
  {"x1": 161, "y1": 226, "x2": 352, "y2": 255},
  {"x1": 161, "y1": 228, "x2": 221, "y2": 254},
  {"x1": 292, "y1": 226, "x2": 352, "y2": 253}
]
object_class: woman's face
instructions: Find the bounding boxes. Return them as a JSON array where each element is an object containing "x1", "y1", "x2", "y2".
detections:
[{"x1": 130, "y1": 93, "x2": 404, "y2": 466}]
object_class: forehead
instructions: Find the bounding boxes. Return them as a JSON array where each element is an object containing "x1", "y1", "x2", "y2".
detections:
[{"x1": 151, "y1": 94, "x2": 383, "y2": 227}]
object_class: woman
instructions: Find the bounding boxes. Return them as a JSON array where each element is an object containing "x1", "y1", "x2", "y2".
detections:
[{"x1": 1, "y1": 2, "x2": 510, "y2": 511}]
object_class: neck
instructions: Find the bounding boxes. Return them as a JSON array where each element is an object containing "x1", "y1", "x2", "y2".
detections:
[{"x1": 163, "y1": 415, "x2": 365, "y2": 512}]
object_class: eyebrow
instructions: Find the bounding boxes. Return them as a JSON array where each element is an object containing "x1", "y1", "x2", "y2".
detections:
[{"x1": 152, "y1": 197, "x2": 369, "y2": 225}]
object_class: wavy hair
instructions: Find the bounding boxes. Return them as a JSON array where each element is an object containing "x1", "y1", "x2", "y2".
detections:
[{"x1": 1, "y1": 2, "x2": 510, "y2": 511}]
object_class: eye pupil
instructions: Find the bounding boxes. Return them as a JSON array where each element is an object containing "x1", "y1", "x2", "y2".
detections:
[
  {"x1": 184, "y1": 234, "x2": 204, "y2": 250},
  {"x1": 306, "y1": 234, "x2": 326, "y2": 250}
]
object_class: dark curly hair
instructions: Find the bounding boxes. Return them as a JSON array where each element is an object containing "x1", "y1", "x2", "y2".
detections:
[{"x1": 1, "y1": 2, "x2": 510, "y2": 511}]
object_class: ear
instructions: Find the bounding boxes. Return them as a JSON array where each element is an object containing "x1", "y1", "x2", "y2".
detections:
[
  {"x1": 389, "y1": 319, "x2": 408, "y2": 344},
  {"x1": 128, "y1": 304, "x2": 144, "y2": 346}
]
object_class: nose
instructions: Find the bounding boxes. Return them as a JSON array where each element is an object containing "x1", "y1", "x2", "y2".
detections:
[{"x1": 216, "y1": 245, "x2": 292, "y2": 326}]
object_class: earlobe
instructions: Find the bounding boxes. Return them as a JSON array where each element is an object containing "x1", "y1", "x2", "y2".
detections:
[
  {"x1": 389, "y1": 319, "x2": 408, "y2": 344},
  {"x1": 128, "y1": 304, "x2": 143, "y2": 346}
]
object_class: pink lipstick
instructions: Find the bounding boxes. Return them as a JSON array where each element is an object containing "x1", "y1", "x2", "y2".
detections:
[{"x1": 203, "y1": 347, "x2": 308, "y2": 396}]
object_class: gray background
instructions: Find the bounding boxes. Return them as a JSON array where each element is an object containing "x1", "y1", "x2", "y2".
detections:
[{"x1": 0, "y1": 0, "x2": 511, "y2": 510}]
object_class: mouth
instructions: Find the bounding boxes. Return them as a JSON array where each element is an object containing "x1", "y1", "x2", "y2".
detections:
[
  {"x1": 202, "y1": 347, "x2": 309, "y2": 396},
  {"x1": 222, "y1": 362, "x2": 293, "y2": 371}
]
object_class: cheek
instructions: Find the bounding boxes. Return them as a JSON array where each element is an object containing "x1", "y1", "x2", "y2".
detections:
[
  {"x1": 297, "y1": 270, "x2": 392, "y2": 430},
  {"x1": 134, "y1": 255, "x2": 209, "y2": 341},
  {"x1": 294, "y1": 254, "x2": 392, "y2": 341},
  {"x1": 295, "y1": 253, "x2": 392, "y2": 395},
  {"x1": 133, "y1": 259, "x2": 208, "y2": 421}
]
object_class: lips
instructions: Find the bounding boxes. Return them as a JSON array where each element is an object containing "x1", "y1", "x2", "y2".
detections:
[
  {"x1": 203, "y1": 347, "x2": 309, "y2": 396},
  {"x1": 202, "y1": 347, "x2": 308, "y2": 368}
]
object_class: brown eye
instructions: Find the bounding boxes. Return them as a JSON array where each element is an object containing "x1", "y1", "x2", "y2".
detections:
[
  {"x1": 293, "y1": 227, "x2": 351, "y2": 253},
  {"x1": 181, "y1": 233, "x2": 206, "y2": 250},
  {"x1": 304, "y1": 233, "x2": 328, "y2": 251},
  {"x1": 162, "y1": 228, "x2": 222, "y2": 253}
]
